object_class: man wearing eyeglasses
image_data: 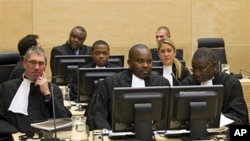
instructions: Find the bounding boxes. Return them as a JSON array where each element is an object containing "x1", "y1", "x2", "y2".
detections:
[
  {"x1": 182, "y1": 47, "x2": 249, "y2": 125},
  {"x1": 0, "y1": 47, "x2": 71, "y2": 136}
]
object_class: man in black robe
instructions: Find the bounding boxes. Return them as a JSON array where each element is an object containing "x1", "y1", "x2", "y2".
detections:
[
  {"x1": 182, "y1": 47, "x2": 249, "y2": 125},
  {"x1": 86, "y1": 44, "x2": 170, "y2": 130},
  {"x1": 0, "y1": 47, "x2": 71, "y2": 136}
]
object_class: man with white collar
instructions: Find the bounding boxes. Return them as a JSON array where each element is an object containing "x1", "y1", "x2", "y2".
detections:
[
  {"x1": 86, "y1": 44, "x2": 170, "y2": 130},
  {"x1": 69, "y1": 40, "x2": 119, "y2": 101},
  {"x1": 182, "y1": 47, "x2": 249, "y2": 125},
  {"x1": 0, "y1": 47, "x2": 71, "y2": 134}
]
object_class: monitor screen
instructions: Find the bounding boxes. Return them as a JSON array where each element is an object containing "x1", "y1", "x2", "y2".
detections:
[
  {"x1": 112, "y1": 86, "x2": 170, "y2": 141},
  {"x1": 167, "y1": 85, "x2": 224, "y2": 140},
  {"x1": 106, "y1": 55, "x2": 124, "y2": 67},
  {"x1": 78, "y1": 67, "x2": 126, "y2": 103},
  {"x1": 52, "y1": 55, "x2": 124, "y2": 85},
  {"x1": 77, "y1": 66, "x2": 163, "y2": 103},
  {"x1": 52, "y1": 55, "x2": 91, "y2": 85}
]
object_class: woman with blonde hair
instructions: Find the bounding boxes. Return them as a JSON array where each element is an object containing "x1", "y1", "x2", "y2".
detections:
[{"x1": 157, "y1": 39, "x2": 190, "y2": 86}]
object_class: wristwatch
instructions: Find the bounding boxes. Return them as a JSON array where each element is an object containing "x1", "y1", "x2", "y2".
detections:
[{"x1": 44, "y1": 94, "x2": 51, "y2": 102}]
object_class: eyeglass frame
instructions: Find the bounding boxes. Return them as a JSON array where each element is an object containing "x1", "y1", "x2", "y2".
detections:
[
  {"x1": 190, "y1": 64, "x2": 212, "y2": 73},
  {"x1": 26, "y1": 60, "x2": 46, "y2": 67}
]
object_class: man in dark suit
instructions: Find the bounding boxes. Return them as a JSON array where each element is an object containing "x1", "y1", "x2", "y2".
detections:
[
  {"x1": 69, "y1": 40, "x2": 119, "y2": 101},
  {"x1": 50, "y1": 26, "x2": 92, "y2": 74}
]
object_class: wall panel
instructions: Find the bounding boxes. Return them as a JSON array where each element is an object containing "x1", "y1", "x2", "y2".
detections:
[{"x1": 1, "y1": 0, "x2": 249, "y2": 80}]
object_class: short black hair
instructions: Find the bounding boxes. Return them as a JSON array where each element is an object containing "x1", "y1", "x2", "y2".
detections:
[
  {"x1": 192, "y1": 47, "x2": 216, "y2": 63},
  {"x1": 128, "y1": 44, "x2": 149, "y2": 59},
  {"x1": 18, "y1": 34, "x2": 39, "y2": 56},
  {"x1": 91, "y1": 40, "x2": 110, "y2": 52}
]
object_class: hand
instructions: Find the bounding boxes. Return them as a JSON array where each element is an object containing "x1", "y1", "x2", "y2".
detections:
[{"x1": 35, "y1": 71, "x2": 50, "y2": 95}]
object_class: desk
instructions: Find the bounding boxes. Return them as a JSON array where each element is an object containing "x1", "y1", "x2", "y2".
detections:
[
  {"x1": 240, "y1": 78, "x2": 250, "y2": 122},
  {"x1": 12, "y1": 128, "x2": 228, "y2": 141},
  {"x1": 94, "y1": 132, "x2": 227, "y2": 141}
]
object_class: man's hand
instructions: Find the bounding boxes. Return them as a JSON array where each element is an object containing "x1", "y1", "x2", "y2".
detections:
[{"x1": 35, "y1": 71, "x2": 50, "y2": 95}]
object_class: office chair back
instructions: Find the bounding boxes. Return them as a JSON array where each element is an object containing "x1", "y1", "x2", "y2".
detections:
[
  {"x1": 0, "y1": 51, "x2": 20, "y2": 83},
  {"x1": 197, "y1": 38, "x2": 227, "y2": 71}
]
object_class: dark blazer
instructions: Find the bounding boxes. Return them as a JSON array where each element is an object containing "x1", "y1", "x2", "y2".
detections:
[
  {"x1": 69, "y1": 62, "x2": 119, "y2": 101},
  {"x1": 50, "y1": 42, "x2": 91, "y2": 73}
]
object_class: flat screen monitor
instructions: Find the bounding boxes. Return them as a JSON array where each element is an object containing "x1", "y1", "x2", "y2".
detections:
[
  {"x1": 77, "y1": 66, "x2": 163, "y2": 103},
  {"x1": 167, "y1": 85, "x2": 224, "y2": 140},
  {"x1": 106, "y1": 55, "x2": 124, "y2": 67},
  {"x1": 78, "y1": 67, "x2": 127, "y2": 103},
  {"x1": 52, "y1": 55, "x2": 124, "y2": 85},
  {"x1": 52, "y1": 55, "x2": 91, "y2": 85},
  {"x1": 112, "y1": 86, "x2": 170, "y2": 141}
]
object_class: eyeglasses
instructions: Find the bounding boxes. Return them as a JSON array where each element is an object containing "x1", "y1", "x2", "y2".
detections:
[
  {"x1": 191, "y1": 64, "x2": 212, "y2": 73},
  {"x1": 27, "y1": 60, "x2": 46, "y2": 67}
]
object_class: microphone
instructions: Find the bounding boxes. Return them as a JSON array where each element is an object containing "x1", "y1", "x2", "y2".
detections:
[
  {"x1": 240, "y1": 69, "x2": 250, "y2": 75},
  {"x1": 171, "y1": 73, "x2": 182, "y2": 85},
  {"x1": 41, "y1": 84, "x2": 60, "y2": 141}
]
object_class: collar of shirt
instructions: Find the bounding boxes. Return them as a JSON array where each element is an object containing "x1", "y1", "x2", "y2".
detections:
[{"x1": 131, "y1": 74, "x2": 145, "y2": 87}]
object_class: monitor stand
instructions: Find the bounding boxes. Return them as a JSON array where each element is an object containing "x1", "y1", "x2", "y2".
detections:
[
  {"x1": 185, "y1": 102, "x2": 210, "y2": 140},
  {"x1": 134, "y1": 103, "x2": 154, "y2": 141}
]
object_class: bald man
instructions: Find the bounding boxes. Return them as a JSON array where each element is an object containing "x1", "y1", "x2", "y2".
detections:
[{"x1": 86, "y1": 44, "x2": 170, "y2": 130}]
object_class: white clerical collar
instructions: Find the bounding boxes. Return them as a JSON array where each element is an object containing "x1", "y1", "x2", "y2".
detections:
[
  {"x1": 131, "y1": 74, "x2": 145, "y2": 87},
  {"x1": 163, "y1": 65, "x2": 173, "y2": 86},
  {"x1": 200, "y1": 78, "x2": 213, "y2": 86},
  {"x1": 8, "y1": 75, "x2": 34, "y2": 115},
  {"x1": 95, "y1": 66, "x2": 106, "y2": 68}
]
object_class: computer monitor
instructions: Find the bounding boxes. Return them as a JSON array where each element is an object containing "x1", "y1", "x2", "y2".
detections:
[
  {"x1": 52, "y1": 55, "x2": 91, "y2": 85},
  {"x1": 106, "y1": 55, "x2": 124, "y2": 67},
  {"x1": 112, "y1": 86, "x2": 170, "y2": 141},
  {"x1": 167, "y1": 85, "x2": 224, "y2": 140},
  {"x1": 78, "y1": 67, "x2": 126, "y2": 103},
  {"x1": 77, "y1": 66, "x2": 163, "y2": 103},
  {"x1": 52, "y1": 55, "x2": 125, "y2": 85}
]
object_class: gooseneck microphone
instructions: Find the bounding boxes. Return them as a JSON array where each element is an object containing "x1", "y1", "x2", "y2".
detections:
[
  {"x1": 41, "y1": 84, "x2": 60, "y2": 141},
  {"x1": 240, "y1": 69, "x2": 250, "y2": 75},
  {"x1": 171, "y1": 73, "x2": 182, "y2": 85}
]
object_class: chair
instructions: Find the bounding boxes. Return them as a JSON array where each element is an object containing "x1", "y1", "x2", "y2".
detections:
[
  {"x1": 197, "y1": 38, "x2": 227, "y2": 71},
  {"x1": 0, "y1": 51, "x2": 20, "y2": 83}
]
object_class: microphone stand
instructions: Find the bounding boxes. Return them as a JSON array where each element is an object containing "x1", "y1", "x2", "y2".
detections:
[
  {"x1": 171, "y1": 73, "x2": 183, "y2": 85},
  {"x1": 41, "y1": 84, "x2": 60, "y2": 141}
]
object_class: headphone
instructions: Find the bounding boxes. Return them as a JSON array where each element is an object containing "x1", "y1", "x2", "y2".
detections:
[{"x1": 18, "y1": 129, "x2": 43, "y2": 141}]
